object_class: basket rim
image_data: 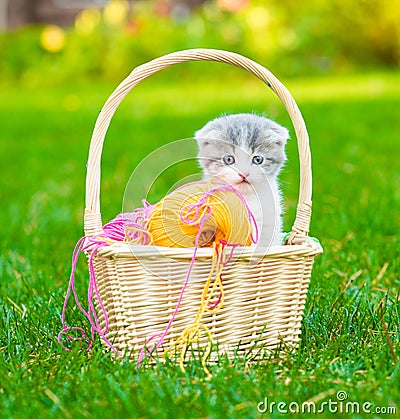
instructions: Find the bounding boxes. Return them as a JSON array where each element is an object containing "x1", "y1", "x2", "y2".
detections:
[{"x1": 95, "y1": 237, "x2": 323, "y2": 259}]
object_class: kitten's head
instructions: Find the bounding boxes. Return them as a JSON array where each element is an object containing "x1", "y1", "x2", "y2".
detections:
[{"x1": 195, "y1": 113, "x2": 289, "y2": 192}]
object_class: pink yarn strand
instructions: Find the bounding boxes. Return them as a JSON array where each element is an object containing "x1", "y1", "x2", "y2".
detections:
[
  {"x1": 58, "y1": 237, "x2": 93, "y2": 351},
  {"x1": 136, "y1": 247, "x2": 199, "y2": 368},
  {"x1": 58, "y1": 236, "x2": 121, "y2": 355},
  {"x1": 59, "y1": 182, "x2": 256, "y2": 362},
  {"x1": 136, "y1": 205, "x2": 213, "y2": 368}
]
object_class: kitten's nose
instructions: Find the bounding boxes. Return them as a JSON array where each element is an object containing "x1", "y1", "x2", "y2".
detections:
[{"x1": 239, "y1": 172, "x2": 249, "y2": 181}]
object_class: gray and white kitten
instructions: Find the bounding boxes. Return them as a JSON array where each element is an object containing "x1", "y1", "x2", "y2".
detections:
[{"x1": 195, "y1": 113, "x2": 289, "y2": 247}]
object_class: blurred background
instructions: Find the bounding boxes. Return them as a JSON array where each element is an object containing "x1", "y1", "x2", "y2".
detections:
[{"x1": 0, "y1": 0, "x2": 399, "y2": 85}]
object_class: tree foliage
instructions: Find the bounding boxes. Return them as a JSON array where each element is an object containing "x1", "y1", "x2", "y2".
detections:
[{"x1": 0, "y1": 0, "x2": 398, "y2": 85}]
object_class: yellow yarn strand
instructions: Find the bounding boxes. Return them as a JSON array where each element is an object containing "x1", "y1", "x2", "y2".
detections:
[
  {"x1": 164, "y1": 241, "x2": 227, "y2": 378},
  {"x1": 135, "y1": 181, "x2": 255, "y2": 376},
  {"x1": 125, "y1": 225, "x2": 153, "y2": 245}
]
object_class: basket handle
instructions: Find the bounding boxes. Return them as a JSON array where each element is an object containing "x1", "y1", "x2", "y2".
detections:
[{"x1": 84, "y1": 48, "x2": 312, "y2": 244}]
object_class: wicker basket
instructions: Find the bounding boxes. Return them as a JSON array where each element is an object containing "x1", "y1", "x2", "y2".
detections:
[{"x1": 83, "y1": 49, "x2": 323, "y2": 362}]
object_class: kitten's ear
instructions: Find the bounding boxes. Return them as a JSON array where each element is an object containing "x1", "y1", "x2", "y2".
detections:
[
  {"x1": 270, "y1": 125, "x2": 290, "y2": 146},
  {"x1": 194, "y1": 134, "x2": 209, "y2": 147},
  {"x1": 198, "y1": 140, "x2": 210, "y2": 147},
  {"x1": 194, "y1": 127, "x2": 212, "y2": 147}
]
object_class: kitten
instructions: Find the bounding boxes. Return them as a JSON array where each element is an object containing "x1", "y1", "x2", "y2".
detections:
[{"x1": 195, "y1": 113, "x2": 289, "y2": 247}]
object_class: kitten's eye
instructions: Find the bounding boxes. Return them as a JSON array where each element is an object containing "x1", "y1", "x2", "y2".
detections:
[
  {"x1": 252, "y1": 155, "x2": 264, "y2": 165},
  {"x1": 223, "y1": 155, "x2": 235, "y2": 165}
]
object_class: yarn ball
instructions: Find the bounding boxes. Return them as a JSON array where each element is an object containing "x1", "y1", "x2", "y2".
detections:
[{"x1": 146, "y1": 181, "x2": 253, "y2": 248}]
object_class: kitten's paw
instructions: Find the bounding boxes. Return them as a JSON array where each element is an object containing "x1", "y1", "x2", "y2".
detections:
[{"x1": 197, "y1": 229, "x2": 216, "y2": 247}]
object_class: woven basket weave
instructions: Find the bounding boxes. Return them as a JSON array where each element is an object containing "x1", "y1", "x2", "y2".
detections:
[{"x1": 84, "y1": 49, "x2": 323, "y2": 361}]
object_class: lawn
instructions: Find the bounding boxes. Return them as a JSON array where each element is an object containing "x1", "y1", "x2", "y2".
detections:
[{"x1": 0, "y1": 69, "x2": 399, "y2": 418}]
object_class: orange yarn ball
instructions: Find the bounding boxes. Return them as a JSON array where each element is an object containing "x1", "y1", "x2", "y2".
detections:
[{"x1": 146, "y1": 181, "x2": 252, "y2": 248}]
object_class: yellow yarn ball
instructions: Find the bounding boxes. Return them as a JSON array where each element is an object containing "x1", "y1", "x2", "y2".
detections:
[{"x1": 147, "y1": 181, "x2": 252, "y2": 248}]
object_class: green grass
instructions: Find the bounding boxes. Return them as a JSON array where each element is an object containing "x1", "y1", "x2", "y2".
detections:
[{"x1": 0, "y1": 70, "x2": 399, "y2": 418}]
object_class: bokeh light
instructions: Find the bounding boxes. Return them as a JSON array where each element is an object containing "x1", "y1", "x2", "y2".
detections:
[
  {"x1": 217, "y1": 0, "x2": 249, "y2": 13},
  {"x1": 103, "y1": 0, "x2": 130, "y2": 26},
  {"x1": 75, "y1": 8, "x2": 102, "y2": 35},
  {"x1": 40, "y1": 25, "x2": 66, "y2": 53},
  {"x1": 245, "y1": 6, "x2": 270, "y2": 30}
]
